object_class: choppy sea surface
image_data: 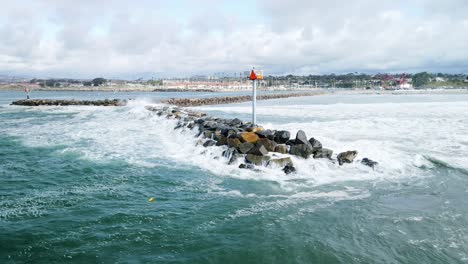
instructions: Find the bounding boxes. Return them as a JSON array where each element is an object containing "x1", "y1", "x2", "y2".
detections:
[{"x1": 1, "y1": 91, "x2": 468, "y2": 263}]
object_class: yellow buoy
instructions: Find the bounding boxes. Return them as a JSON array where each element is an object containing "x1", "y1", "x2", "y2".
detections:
[{"x1": 148, "y1": 197, "x2": 154, "y2": 203}]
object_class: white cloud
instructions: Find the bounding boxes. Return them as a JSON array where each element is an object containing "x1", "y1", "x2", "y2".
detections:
[{"x1": 0, "y1": 0, "x2": 467, "y2": 77}]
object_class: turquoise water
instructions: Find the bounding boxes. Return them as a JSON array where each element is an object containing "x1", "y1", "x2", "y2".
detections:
[{"x1": 1, "y1": 91, "x2": 468, "y2": 263}]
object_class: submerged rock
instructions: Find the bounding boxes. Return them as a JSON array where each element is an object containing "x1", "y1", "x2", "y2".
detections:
[
  {"x1": 283, "y1": 164, "x2": 297, "y2": 174},
  {"x1": 361, "y1": 158, "x2": 378, "y2": 168},
  {"x1": 239, "y1": 163, "x2": 256, "y2": 170},
  {"x1": 267, "y1": 157, "x2": 293, "y2": 168},
  {"x1": 337, "y1": 151, "x2": 358, "y2": 165}
]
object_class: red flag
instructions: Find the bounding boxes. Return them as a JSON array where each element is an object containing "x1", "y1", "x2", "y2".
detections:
[{"x1": 249, "y1": 70, "x2": 257, "y2": 80}]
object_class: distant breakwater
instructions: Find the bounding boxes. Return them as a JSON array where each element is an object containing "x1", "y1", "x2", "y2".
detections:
[
  {"x1": 161, "y1": 92, "x2": 322, "y2": 107},
  {"x1": 11, "y1": 99, "x2": 126, "y2": 106},
  {"x1": 145, "y1": 105, "x2": 378, "y2": 174}
]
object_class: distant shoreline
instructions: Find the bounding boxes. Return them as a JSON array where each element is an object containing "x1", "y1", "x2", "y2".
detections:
[{"x1": 1, "y1": 84, "x2": 467, "y2": 95}]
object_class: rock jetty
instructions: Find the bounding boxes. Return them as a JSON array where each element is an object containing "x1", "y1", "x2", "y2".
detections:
[
  {"x1": 145, "y1": 105, "x2": 378, "y2": 174},
  {"x1": 161, "y1": 92, "x2": 321, "y2": 107},
  {"x1": 11, "y1": 99, "x2": 126, "y2": 106}
]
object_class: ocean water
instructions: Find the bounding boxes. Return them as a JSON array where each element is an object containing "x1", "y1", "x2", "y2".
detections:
[{"x1": 1, "y1": 91, "x2": 468, "y2": 263}]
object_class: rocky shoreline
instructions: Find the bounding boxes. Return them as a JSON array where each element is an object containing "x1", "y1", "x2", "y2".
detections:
[
  {"x1": 161, "y1": 92, "x2": 322, "y2": 107},
  {"x1": 11, "y1": 99, "x2": 126, "y2": 106},
  {"x1": 145, "y1": 105, "x2": 378, "y2": 174}
]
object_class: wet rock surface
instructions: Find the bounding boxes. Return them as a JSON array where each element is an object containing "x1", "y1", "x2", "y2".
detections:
[
  {"x1": 145, "y1": 105, "x2": 376, "y2": 174},
  {"x1": 337, "y1": 151, "x2": 358, "y2": 165}
]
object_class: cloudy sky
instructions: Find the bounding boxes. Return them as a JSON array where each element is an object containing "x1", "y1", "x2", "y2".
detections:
[{"x1": 1, "y1": 0, "x2": 468, "y2": 78}]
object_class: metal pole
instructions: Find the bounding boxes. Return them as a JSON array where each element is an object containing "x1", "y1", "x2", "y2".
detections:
[{"x1": 252, "y1": 79, "x2": 257, "y2": 125}]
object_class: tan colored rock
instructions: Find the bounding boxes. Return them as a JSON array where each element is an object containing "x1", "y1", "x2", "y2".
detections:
[{"x1": 239, "y1": 132, "x2": 260, "y2": 144}]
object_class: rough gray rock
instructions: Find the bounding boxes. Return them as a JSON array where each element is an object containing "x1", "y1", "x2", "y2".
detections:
[
  {"x1": 337, "y1": 151, "x2": 358, "y2": 165},
  {"x1": 295, "y1": 130, "x2": 309, "y2": 145},
  {"x1": 308, "y1": 137, "x2": 322, "y2": 150},
  {"x1": 256, "y1": 129, "x2": 275, "y2": 139},
  {"x1": 289, "y1": 144, "x2": 314, "y2": 158},
  {"x1": 274, "y1": 130, "x2": 290, "y2": 144},
  {"x1": 256, "y1": 138, "x2": 277, "y2": 152},
  {"x1": 313, "y1": 148, "x2": 333, "y2": 159},
  {"x1": 248, "y1": 144, "x2": 269, "y2": 156},
  {"x1": 239, "y1": 142, "x2": 254, "y2": 154}
]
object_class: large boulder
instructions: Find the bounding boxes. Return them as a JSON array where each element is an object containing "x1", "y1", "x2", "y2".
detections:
[
  {"x1": 255, "y1": 129, "x2": 275, "y2": 139},
  {"x1": 337, "y1": 151, "x2": 358, "y2": 165},
  {"x1": 239, "y1": 142, "x2": 254, "y2": 154},
  {"x1": 256, "y1": 138, "x2": 277, "y2": 152},
  {"x1": 289, "y1": 144, "x2": 314, "y2": 158},
  {"x1": 295, "y1": 130, "x2": 309, "y2": 145},
  {"x1": 245, "y1": 154, "x2": 271, "y2": 165},
  {"x1": 361, "y1": 158, "x2": 378, "y2": 168},
  {"x1": 267, "y1": 157, "x2": 293, "y2": 168},
  {"x1": 313, "y1": 148, "x2": 333, "y2": 159},
  {"x1": 239, "y1": 132, "x2": 260, "y2": 144},
  {"x1": 274, "y1": 144, "x2": 288, "y2": 154},
  {"x1": 248, "y1": 144, "x2": 269, "y2": 156},
  {"x1": 308, "y1": 137, "x2": 322, "y2": 150},
  {"x1": 274, "y1": 130, "x2": 290, "y2": 144}
]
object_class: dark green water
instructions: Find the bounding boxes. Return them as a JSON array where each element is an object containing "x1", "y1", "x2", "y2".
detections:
[{"x1": 1, "y1": 91, "x2": 468, "y2": 263}]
